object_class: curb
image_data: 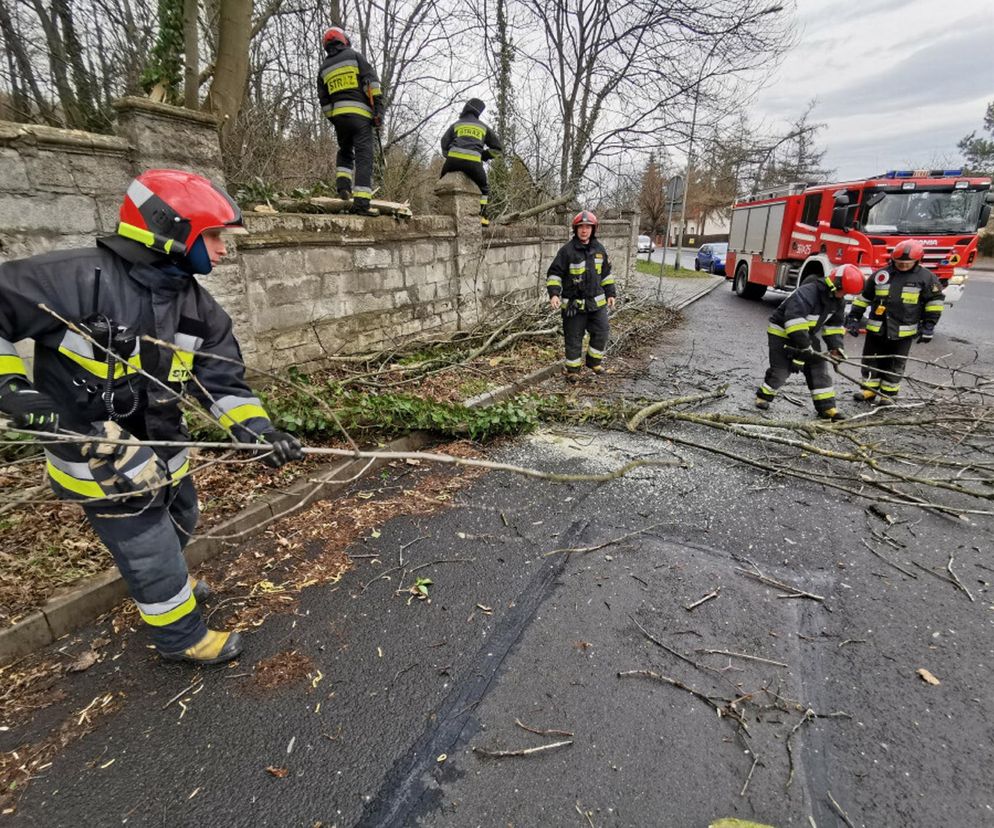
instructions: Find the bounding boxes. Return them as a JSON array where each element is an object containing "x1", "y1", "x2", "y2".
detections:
[
  {"x1": 670, "y1": 275, "x2": 726, "y2": 310},
  {"x1": 0, "y1": 431, "x2": 432, "y2": 665}
]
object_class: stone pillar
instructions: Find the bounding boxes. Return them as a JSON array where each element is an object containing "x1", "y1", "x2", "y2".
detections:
[
  {"x1": 435, "y1": 172, "x2": 484, "y2": 329},
  {"x1": 620, "y1": 207, "x2": 639, "y2": 292},
  {"x1": 112, "y1": 97, "x2": 225, "y2": 184}
]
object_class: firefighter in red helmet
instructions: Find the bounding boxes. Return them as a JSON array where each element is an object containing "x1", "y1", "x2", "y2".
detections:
[
  {"x1": 317, "y1": 26, "x2": 385, "y2": 215},
  {"x1": 546, "y1": 211, "x2": 617, "y2": 381},
  {"x1": 755, "y1": 264, "x2": 864, "y2": 421},
  {"x1": 0, "y1": 169, "x2": 303, "y2": 666},
  {"x1": 845, "y1": 239, "x2": 944, "y2": 404}
]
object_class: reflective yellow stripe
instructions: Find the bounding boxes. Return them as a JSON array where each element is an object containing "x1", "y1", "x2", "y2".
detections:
[
  {"x1": 46, "y1": 461, "x2": 104, "y2": 498},
  {"x1": 852, "y1": 297, "x2": 870, "y2": 308},
  {"x1": 139, "y1": 592, "x2": 197, "y2": 627},
  {"x1": 58, "y1": 346, "x2": 141, "y2": 379},
  {"x1": 331, "y1": 105, "x2": 373, "y2": 118},
  {"x1": 447, "y1": 150, "x2": 481, "y2": 161},
  {"x1": 117, "y1": 222, "x2": 155, "y2": 247},
  {"x1": 217, "y1": 403, "x2": 268, "y2": 429},
  {"x1": 925, "y1": 303, "x2": 943, "y2": 312},
  {"x1": 823, "y1": 327, "x2": 844, "y2": 336},
  {"x1": 767, "y1": 325, "x2": 788, "y2": 338},
  {"x1": 0, "y1": 355, "x2": 27, "y2": 375}
]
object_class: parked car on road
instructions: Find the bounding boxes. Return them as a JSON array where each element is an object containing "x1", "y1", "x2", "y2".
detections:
[
  {"x1": 637, "y1": 235, "x2": 654, "y2": 254},
  {"x1": 694, "y1": 242, "x2": 727, "y2": 274}
]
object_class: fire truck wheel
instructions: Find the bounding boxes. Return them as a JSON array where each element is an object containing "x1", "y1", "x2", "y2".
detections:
[{"x1": 734, "y1": 264, "x2": 767, "y2": 300}]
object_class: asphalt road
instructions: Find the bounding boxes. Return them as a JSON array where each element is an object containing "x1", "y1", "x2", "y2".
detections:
[{"x1": 6, "y1": 276, "x2": 994, "y2": 828}]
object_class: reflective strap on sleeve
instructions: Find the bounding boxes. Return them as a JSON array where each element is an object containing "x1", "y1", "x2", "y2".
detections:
[
  {"x1": 822, "y1": 326, "x2": 844, "y2": 336},
  {"x1": 547, "y1": 276, "x2": 562, "y2": 287},
  {"x1": 0, "y1": 337, "x2": 27, "y2": 377},
  {"x1": 209, "y1": 395, "x2": 269, "y2": 430},
  {"x1": 852, "y1": 297, "x2": 870, "y2": 309},
  {"x1": 767, "y1": 324, "x2": 788, "y2": 338},
  {"x1": 924, "y1": 303, "x2": 943, "y2": 313}
]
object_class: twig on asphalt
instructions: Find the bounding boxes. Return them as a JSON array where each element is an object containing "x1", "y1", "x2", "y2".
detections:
[
  {"x1": 785, "y1": 708, "x2": 815, "y2": 788},
  {"x1": 684, "y1": 587, "x2": 720, "y2": 611},
  {"x1": 696, "y1": 649, "x2": 788, "y2": 668},
  {"x1": 735, "y1": 565, "x2": 825, "y2": 603},
  {"x1": 945, "y1": 554, "x2": 975, "y2": 602},
  {"x1": 617, "y1": 669, "x2": 748, "y2": 732},
  {"x1": 472, "y1": 740, "x2": 573, "y2": 758},
  {"x1": 740, "y1": 753, "x2": 761, "y2": 797},
  {"x1": 398, "y1": 534, "x2": 428, "y2": 567},
  {"x1": 542, "y1": 522, "x2": 667, "y2": 557},
  {"x1": 162, "y1": 678, "x2": 203, "y2": 710},
  {"x1": 575, "y1": 801, "x2": 596, "y2": 828},
  {"x1": 860, "y1": 538, "x2": 918, "y2": 579},
  {"x1": 515, "y1": 718, "x2": 574, "y2": 738},
  {"x1": 827, "y1": 791, "x2": 856, "y2": 828},
  {"x1": 629, "y1": 615, "x2": 712, "y2": 676}
]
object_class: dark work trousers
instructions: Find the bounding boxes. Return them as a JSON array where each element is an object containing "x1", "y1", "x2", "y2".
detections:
[
  {"x1": 82, "y1": 476, "x2": 205, "y2": 652},
  {"x1": 331, "y1": 113, "x2": 374, "y2": 205},
  {"x1": 757, "y1": 334, "x2": 837, "y2": 413},
  {"x1": 440, "y1": 157, "x2": 489, "y2": 218},
  {"x1": 859, "y1": 335, "x2": 914, "y2": 397},
  {"x1": 562, "y1": 306, "x2": 610, "y2": 372}
]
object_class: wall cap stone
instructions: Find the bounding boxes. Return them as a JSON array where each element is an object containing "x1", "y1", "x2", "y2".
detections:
[
  {"x1": 112, "y1": 96, "x2": 221, "y2": 129},
  {"x1": 0, "y1": 119, "x2": 130, "y2": 155}
]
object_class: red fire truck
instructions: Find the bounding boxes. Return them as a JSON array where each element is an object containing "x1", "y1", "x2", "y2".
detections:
[{"x1": 726, "y1": 170, "x2": 994, "y2": 303}]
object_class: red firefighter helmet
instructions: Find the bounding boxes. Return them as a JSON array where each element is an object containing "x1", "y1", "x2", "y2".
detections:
[
  {"x1": 826, "y1": 264, "x2": 864, "y2": 295},
  {"x1": 572, "y1": 210, "x2": 598, "y2": 230},
  {"x1": 323, "y1": 27, "x2": 350, "y2": 47},
  {"x1": 117, "y1": 169, "x2": 245, "y2": 256},
  {"x1": 891, "y1": 239, "x2": 924, "y2": 264}
]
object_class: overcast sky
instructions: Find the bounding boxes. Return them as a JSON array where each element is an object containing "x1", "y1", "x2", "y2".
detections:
[{"x1": 752, "y1": 0, "x2": 994, "y2": 181}]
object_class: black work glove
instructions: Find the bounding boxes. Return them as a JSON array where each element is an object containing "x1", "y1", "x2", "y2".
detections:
[
  {"x1": 844, "y1": 318, "x2": 861, "y2": 337},
  {"x1": 917, "y1": 322, "x2": 936, "y2": 343},
  {"x1": 258, "y1": 428, "x2": 304, "y2": 468},
  {"x1": 0, "y1": 383, "x2": 60, "y2": 432}
]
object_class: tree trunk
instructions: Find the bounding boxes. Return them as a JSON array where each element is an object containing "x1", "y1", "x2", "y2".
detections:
[
  {"x1": 0, "y1": 0, "x2": 53, "y2": 123},
  {"x1": 183, "y1": 0, "x2": 199, "y2": 108},
  {"x1": 203, "y1": 0, "x2": 252, "y2": 137}
]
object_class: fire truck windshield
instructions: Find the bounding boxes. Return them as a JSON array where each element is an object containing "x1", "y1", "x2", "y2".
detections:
[{"x1": 862, "y1": 188, "x2": 986, "y2": 235}]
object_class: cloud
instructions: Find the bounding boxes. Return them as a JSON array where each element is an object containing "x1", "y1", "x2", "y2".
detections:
[{"x1": 816, "y1": 25, "x2": 994, "y2": 117}]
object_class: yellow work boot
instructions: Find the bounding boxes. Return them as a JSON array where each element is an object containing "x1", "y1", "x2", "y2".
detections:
[
  {"x1": 817, "y1": 407, "x2": 846, "y2": 422},
  {"x1": 189, "y1": 576, "x2": 211, "y2": 603},
  {"x1": 755, "y1": 397, "x2": 770, "y2": 410},
  {"x1": 853, "y1": 389, "x2": 876, "y2": 403},
  {"x1": 159, "y1": 630, "x2": 243, "y2": 665},
  {"x1": 480, "y1": 216, "x2": 490, "y2": 227}
]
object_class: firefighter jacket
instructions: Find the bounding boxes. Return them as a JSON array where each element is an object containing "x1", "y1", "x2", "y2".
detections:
[
  {"x1": 440, "y1": 110, "x2": 503, "y2": 164},
  {"x1": 546, "y1": 236, "x2": 615, "y2": 311},
  {"x1": 847, "y1": 263, "x2": 943, "y2": 339},
  {"x1": 317, "y1": 42, "x2": 383, "y2": 121},
  {"x1": 0, "y1": 237, "x2": 274, "y2": 500},
  {"x1": 767, "y1": 278, "x2": 846, "y2": 351}
]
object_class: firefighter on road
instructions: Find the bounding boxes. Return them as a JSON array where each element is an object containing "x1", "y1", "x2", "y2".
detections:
[
  {"x1": 318, "y1": 26, "x2": 384, "y2": 216},
  {"x1": 0, "y1": 169, "x2": 304, "y2": 666},
  {"x1": 755, "y1": 264, "x2": 865, "y2": 421},
  {"x1": 547, "y1": 211, "x2": 616, "y2": 382},
  {"x1": 846, "y1": 240, "x2": 944, "y2": 404},
  {"x1": 440, "y1": 99, "x2": 504, "y2": 226}
]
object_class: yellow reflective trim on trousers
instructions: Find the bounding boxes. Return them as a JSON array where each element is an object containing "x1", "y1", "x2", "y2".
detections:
[
  {"x1": 139, "y1": 591, "x2": 197, "y2": 627},
  {"x1": 331, "y1": 105, "x2": 372, "y2": 118},
  {"x1": 46, "y1": 461, "x2": 104, "y2": 498},
  {"x1": 925, "y1": 303, "x2": 943, "y2": 312},
  {"x1": 217, "y1": 403, "x2": 269, "y2": 430},
  {"x1": 823, "y1": 326, "x2": 844, "y2": 336},
  {"x1": 58, "y1": 346, "x2": 141, "y2": 379},
  {"x1": 447, "y1": 150, "x2": 481, "y2": 161},
  {"x1": 812, "y1": 390, "x2": 835, "y2": 401},
  {"x1": 0, "y1": 355, "x2": 27, "y2": 375}
]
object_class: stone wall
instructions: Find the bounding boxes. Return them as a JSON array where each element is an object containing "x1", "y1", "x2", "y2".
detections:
[{"x1": 0, "y1": 99, "x2": 639, "y2": 372}]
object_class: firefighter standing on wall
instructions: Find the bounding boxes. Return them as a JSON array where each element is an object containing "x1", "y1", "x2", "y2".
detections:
[
  {"x1": 439, "y1": 99, "x2": 503, "y2": 226},
  {"x1": 0, "y1": 169, "x2": 304, "y2": 666},
  {"x1": 546, "y1": 211, "x2": 616, "y2": 382},
  {"x1": 755, "y1": 264, "x2": 865, "y2": 421},
  {"x1": 317, "y1": 26, "x2": 384, "y2": 216},
  {"x1": 845, "y1": 240, "x2": 944, "y2": 404}
]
